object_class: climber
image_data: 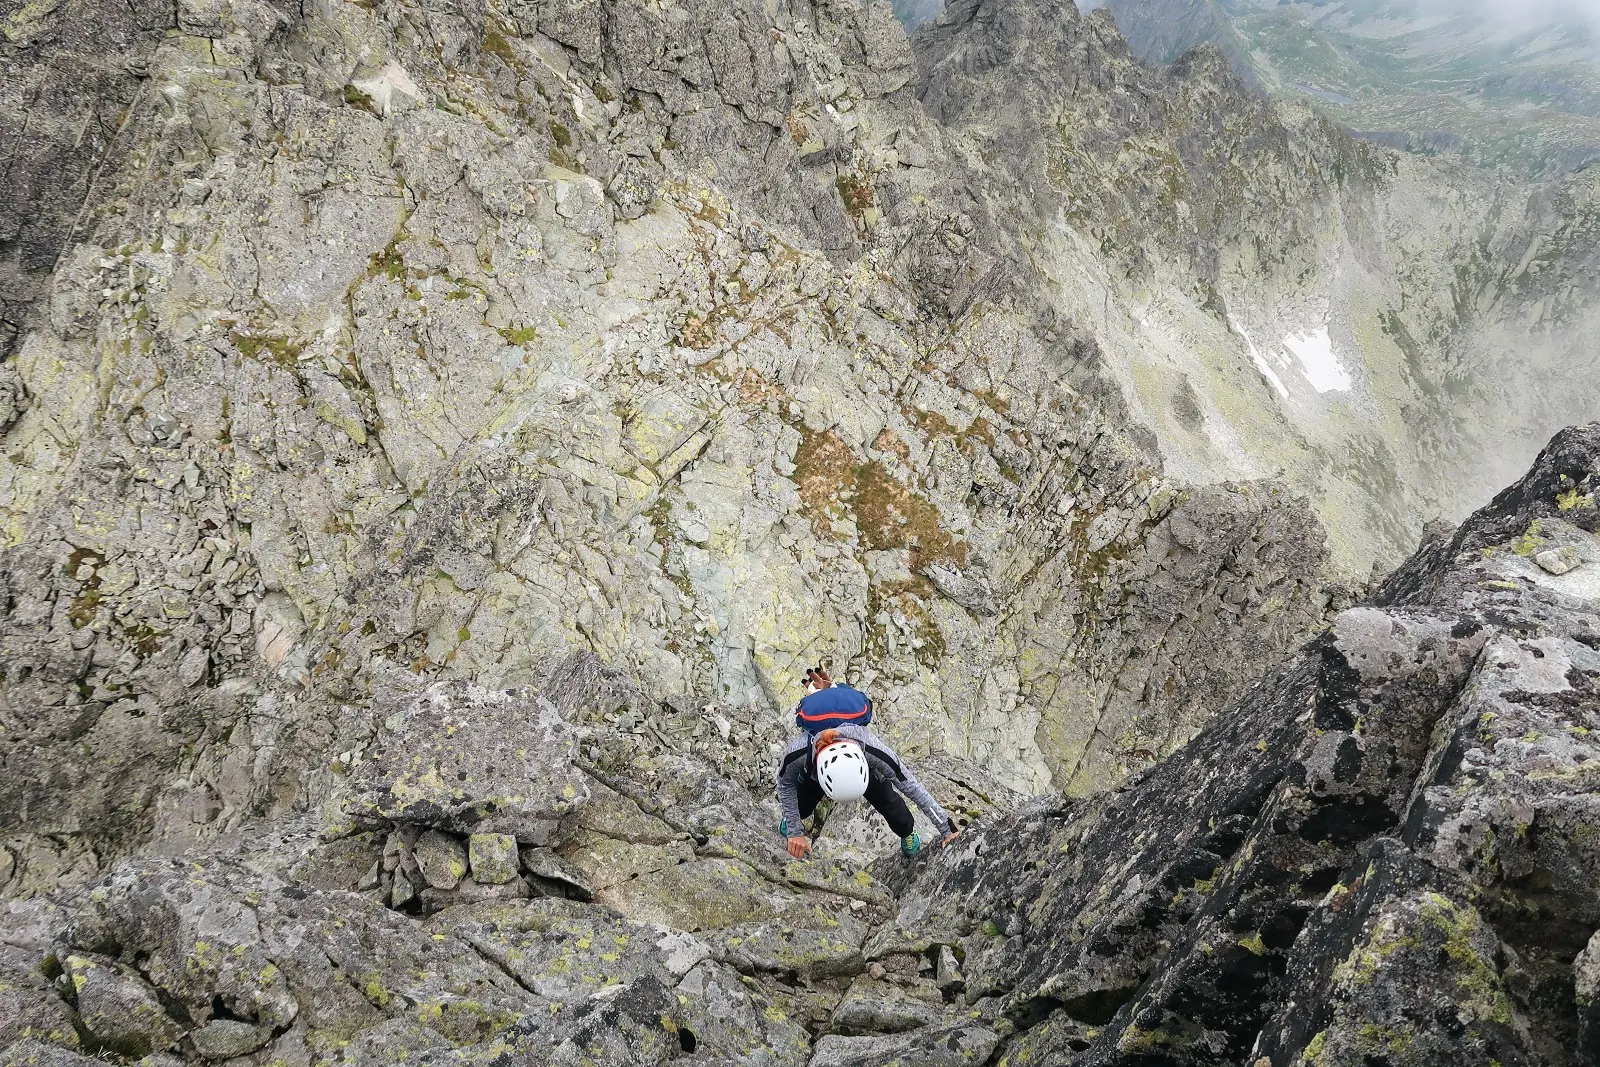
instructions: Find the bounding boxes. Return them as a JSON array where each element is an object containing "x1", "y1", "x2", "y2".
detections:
[{"x1": 775, "y1": 666, "x2": 960, "y2": 859}]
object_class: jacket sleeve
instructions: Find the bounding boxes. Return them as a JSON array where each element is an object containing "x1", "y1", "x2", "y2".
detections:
[
  {"x1": 775, "y1": 747, "x2": 807, "y2": 835},
  {"x1": 894, "y1": 764, "x2": 956, "y2": 836},
  {"x1": 844, "y1": 727, "x2": 957, "y2": 835}
]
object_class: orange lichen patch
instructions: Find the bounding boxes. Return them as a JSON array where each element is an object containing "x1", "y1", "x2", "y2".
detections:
[
  {"x1": 905, "y1": 406, "x2": 956, "y2": 438},
  {"x1": 973, "y1": 388, "x2": 1012, "y2": 415},
  {"x1": 679, "y1": 313, "x2": 716, "y2": 350},
  {"x1": 863, "y1": 582, "x2": 946, "y2": 667},
  {"x1": 961, "y1": 417, "x2": 996, "y2": 451},
  {"x1": 732, "y1": 367, "x2": 786, "y2": 407},
  {"x1": 836, "y1": 174, "x2": 875, "y2": 218},
  {"x1": 793, "y1": 428, "x2": 968, "y2": 572},
  {"x1": 904, "y1": 405, "x2": 999, "y2": 458},
  {"x1": 699, "y1": 357, "x2": 791, "y2": 409},
  {"x1": 313, "y1": 647, "x2": 347, "y2": 678},
  {"x1": 691, "y1": 192, "x2": 727, "y2": 226},
  {"x1": 872, "y1": 428, "x2": 910, "y2": 462},
  {"x1": 785, "y1": 112, "x2": 809, "y2": 146},
  {"x1": 231, "y1": 331, "x2": 304, "y2": 369},
  {"x1": 794, "y1": 428, "x2": 858, "y2": 525},
  {"x1": 855, "y1": 460, "x2": 968, "y2": 571}
]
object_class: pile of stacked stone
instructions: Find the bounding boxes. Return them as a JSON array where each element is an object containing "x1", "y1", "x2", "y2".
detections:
[
  {"x1": 322, "y1": 680, "x2": 599, "y2": 914},
  {"x1": 366, "y1": 824, "x2": 591, "y2": 914}
]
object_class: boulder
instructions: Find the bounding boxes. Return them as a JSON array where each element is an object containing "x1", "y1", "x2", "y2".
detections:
[
  {"x1": 705, "y1": 922, "x2": 868, "y2": 982},
  {"x1": 518, "y1": 846, "x2": 594, "y2": 901},
  {"x1": 413, "y1": 830, "x2": 467, "y2": 890},
  {"x1": 467, "y1": 833, "x2": 519, "y2": 885},
  {"x1": 829, "y1": 978, "x2": 943, "y2": 1035},
  {"x1": 0, "y1": 1041, "x2": 105, "y2": 1067},
  {"x1": 546, "y1": 975, "x2": 689, "y2": 1067},
  {"x1": 189, "y1": 1019, "x2": 272, "y2": 1060},
  {"x1": 934, "y1": 944, "x2": 964, "y2": 992},
  {"x1": 890, "y1": 425, "x2": 1600, "y2": 1066},
  {"x1": 63, "y1": 954, "x2": 185, "y2": 1058},
  {"x1": 808, "y1": 1025, "x2": 999, "y2": 1067},
  {"x1": 345, "y1": 682, "x2": 590, "y2": 844},
  {"x1": 291, "y1": 833, "x2": 385, "y2": 891},
  {"x1": 0, "y1": 945, "x2": 78, "y2": 1052},
  {"x1": 1579, "y1": 930, "x2": 1600, "y2": 1066},
  {"x1": 418, "y1": 875, "x2": 531, "y2": 913}
]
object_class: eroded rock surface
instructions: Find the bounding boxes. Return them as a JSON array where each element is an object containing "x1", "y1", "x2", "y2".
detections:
[
  {"x1": 0, "y1": 0, "x2": 1598, "y2": 1062},
  {"x1": 885, "y1": 424, "x2": 1600, "y2": 1065},
  {"x1": 0, "y1": 426, "x2": 1594, "y2": 1067},
  {"x1": 0, "y1": 665, "x2": 1021, "y2": 1067},
  {"x1": 0, "y1": 0, "x2": 1368, "y2": 910}
]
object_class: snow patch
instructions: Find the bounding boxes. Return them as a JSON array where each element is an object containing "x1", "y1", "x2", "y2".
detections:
[
  {"x1": 1282, "y1": 328, "x2": 1352, "y2": 393},
  {"x1": 351, "y1": 62, "x2": 423, "y2": 116},
  {"x1": 1232, "y1": 319, "x2": 1289, "y2": 398}
]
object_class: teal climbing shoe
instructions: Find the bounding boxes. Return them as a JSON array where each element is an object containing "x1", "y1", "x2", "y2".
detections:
[{"x1": 900, "y1": 832, "x2": 921, "y2": 856}]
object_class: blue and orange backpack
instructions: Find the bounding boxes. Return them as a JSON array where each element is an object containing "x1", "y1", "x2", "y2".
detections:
[{"x1": 794, "y1": 668, "x2": 873, "y2": 734}]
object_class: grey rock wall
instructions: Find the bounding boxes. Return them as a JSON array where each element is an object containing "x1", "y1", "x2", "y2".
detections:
[
  {"x1": 887, "y1": 423, "x2": 1600, "y2": 1066},
  {"x1": 0, "y1": 0, "x2": 177, "y2": 356},
  {"x1": 0, "y1": 0, "x2": 1347, "y2": 900},
  {"x1": 0, "y1": 426, "x2": 1593, "y2": 1066},
  {"x1": 1, "y1": 25, "x2": 1596, "y2": 1067}
]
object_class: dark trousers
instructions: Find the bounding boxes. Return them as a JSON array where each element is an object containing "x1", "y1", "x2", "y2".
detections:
[{"x1": 797, "y1": 771, "x2": 915, "y2": 838}]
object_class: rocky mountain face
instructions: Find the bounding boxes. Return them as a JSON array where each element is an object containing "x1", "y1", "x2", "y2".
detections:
[
  {"x1": 898, "y1": 424, "x2": 1600, "y2": 1066},
  {"x1": 1, "y1": 0, "x2": 1598, "y2": 1063},
  {"x1": 1, "y1": 407, "x2": 1597, "y2": 1064},
  {"x1": 916, "y1": 0, "x2": 1600, "y2": 574},
  {"x1": 0, "y1": 0, "x2": 1363, "y2": 907},
  {"x1": 1101, "y1": 0, "x2": 1600, "y2": 177},
  {"x1": 1067, "y1": 3, "x2": 1600, "y2": 533}
]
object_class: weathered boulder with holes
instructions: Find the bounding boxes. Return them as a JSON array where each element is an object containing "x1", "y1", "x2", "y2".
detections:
[
  {"x1": 888, "y1": 424, "x2": 1600, "y2": 1067},
  {"x1": 0, "y1": 946, "x2": 77, "y2": 1052},
  {"x1": 61, "y1": 953, "x2": 185, "y2": 1058},
  {"x1": 343, "y1": 682, "x2": 590, "y2": 844}
]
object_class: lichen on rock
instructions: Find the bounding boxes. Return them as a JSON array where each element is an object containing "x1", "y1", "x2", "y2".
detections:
[{"x1": 0, "y1": 0, "x2": 1597, "y2": 1064}]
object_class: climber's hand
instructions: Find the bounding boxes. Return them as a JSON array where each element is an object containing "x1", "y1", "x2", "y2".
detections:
[
  {"x1": 786, "y1": 835, "x2": 812, "y2": 859},
  {"x1": 941, "y1": 831, "x2": 960, "y2": 846}
]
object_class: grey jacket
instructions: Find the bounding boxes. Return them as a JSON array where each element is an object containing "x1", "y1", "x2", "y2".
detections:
[{"x1": 775, "y1": 723, "x2": 955, "y2": 836}]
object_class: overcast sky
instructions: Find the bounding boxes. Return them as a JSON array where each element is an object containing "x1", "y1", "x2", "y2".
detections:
[{"x1": 1073, "y1": 0, "x2": 1600, "y2": 32}]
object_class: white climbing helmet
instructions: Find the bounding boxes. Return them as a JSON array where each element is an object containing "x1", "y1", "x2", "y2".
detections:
[{"x1": 816, "y1": 740, "x2": 870, "y2": 802}]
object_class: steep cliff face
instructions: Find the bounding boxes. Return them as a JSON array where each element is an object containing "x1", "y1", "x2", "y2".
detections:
[
  {"x1": 0, "y1": 0, "x2": 1593, "y2": 997},
  {"x1": 891, "y1": 423, "x2": 1600, "y2": 1066},
  {"x1": 0, "y1": 6, "x2": 1597, "y2": 1060},
  {"x1": 0, "y1": 0, "x2": 1356, "y2": 903},
  {"x1": 0, "y1": 429, "x2": 1595, "y2": 1065},
  {"x1": 913, "y1": 0, "x2": 1600, "y2": 575},
  {"x1": 0, "y1": 0, "x2": 178, "y2": 356}
]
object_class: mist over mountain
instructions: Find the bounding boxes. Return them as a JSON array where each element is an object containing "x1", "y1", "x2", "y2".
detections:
[{"x1": 1082, "y1": 0, "x2": 1600, "y2": 175}]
